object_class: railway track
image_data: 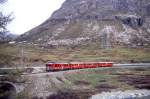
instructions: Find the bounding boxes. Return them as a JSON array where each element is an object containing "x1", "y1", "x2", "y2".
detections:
[{"x1": 0, "y1": 63, "x2": 150, "y2": 76}]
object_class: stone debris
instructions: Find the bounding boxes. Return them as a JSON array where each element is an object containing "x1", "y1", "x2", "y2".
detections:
[{"x1": 90, "y1": 90, "x2": 150, "y2": 99}]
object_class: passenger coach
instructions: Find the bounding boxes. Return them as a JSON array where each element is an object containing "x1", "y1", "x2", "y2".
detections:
[{"x1": 46, "y1": 62, "x2": 113, "y2": 71}]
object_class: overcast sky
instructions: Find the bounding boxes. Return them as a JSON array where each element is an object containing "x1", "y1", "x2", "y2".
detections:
[{"x1": 1, "y1": 0, "x2": 65, "y2": 35}]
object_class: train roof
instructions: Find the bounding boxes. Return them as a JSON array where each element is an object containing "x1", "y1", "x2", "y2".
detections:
[{"x1": 46, "y1": 62, "x2": 114, "y2": 64}]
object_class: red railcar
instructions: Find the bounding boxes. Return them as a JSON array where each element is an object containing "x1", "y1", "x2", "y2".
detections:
[{"x1": 46, "y1": 62, "x2": 113, "y2": 71}]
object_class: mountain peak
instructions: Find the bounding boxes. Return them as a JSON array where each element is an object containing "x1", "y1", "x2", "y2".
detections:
[{"x1": 17, "y1": 0, "x2": 150, "y2": 47}]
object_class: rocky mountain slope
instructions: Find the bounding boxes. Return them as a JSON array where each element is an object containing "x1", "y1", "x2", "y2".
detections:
[{"x1": 17, "y1": 0, "x2": 150, "y2": 47}]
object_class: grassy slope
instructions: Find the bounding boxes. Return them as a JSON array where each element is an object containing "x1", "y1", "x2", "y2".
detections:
[
  {"x1": 63, "y1": 67, "x2": 150, "y2": 91},
  {"x1": 0, "y1": 43, "x2": 150, "y2": 67},
  {"x1": 42, "y1": 67, "x2": 150, "y2": 99}
]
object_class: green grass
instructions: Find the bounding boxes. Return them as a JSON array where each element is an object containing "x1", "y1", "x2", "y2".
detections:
[
  {"x1": 63, "y1": 67, "x2": 150, "y2": 91},
  {"x1": 62, "y1": 48, "x2": 150, "y2": 62},
  {"x1": 0, "y1": 43, "x2": 150, "y2": 67},
  {"x1": 65, "y1": 69, "x2": 115, "y2": 87}
]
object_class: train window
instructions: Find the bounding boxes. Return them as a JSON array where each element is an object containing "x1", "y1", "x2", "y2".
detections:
[{"x1": 55, "y1": 64, "x2": 59, "y2": 67}]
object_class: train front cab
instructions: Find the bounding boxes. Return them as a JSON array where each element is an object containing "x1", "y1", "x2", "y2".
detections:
[
  {"x1": 46, "y1": 63, "x2": 53, "y2": 72},
  {"x1": 46, "y1": 63, "x2": 67, "y2": 71}
]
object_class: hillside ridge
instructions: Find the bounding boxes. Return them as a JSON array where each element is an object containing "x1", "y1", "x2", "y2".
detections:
[{"x1": 17, "y1": 0, "x2": 150, "y2": 47}]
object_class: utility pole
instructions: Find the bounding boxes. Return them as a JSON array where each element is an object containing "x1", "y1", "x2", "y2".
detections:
[
  {"x1": 20, "y1": 47, "x2": 24, "y2": 67},
  {"x1": 101, "y1": 26, "x2": 112, "y2": 49}
]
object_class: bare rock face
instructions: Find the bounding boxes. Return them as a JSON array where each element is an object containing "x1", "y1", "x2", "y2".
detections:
[{"x1": 17, "y1": 0, "x2": 150, "y2": 47}]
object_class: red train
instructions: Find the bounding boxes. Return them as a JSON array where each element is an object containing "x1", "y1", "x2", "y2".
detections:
[{"x1": 46, "y1": 62, "x2": 113, "y2": 71}]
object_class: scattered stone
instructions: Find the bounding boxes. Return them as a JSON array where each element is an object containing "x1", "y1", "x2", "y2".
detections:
[
  {"x1": 90, "y1": 90, "x2": 150, "y2": 99},
  {"x1": 8, "y1": 41, "x2": 16, "y2": 44}
]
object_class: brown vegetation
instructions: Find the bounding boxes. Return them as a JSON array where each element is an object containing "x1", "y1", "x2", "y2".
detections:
[{"x1": 118, "y1": 75, "x2": 150, "y2": 90}]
